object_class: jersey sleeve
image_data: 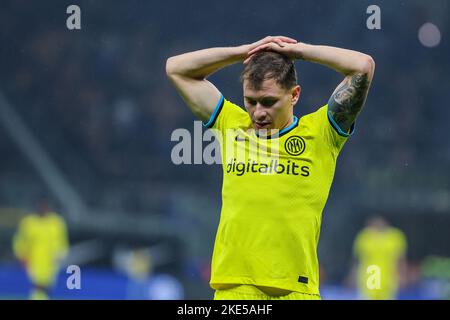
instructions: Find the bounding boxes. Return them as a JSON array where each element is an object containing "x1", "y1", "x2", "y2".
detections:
[
  {"x1": 202, "y1": 94, "x2": 249, "y2": 132},
  {"x1": 309, "y1": 104, "x2": 355, "y2": 153}
]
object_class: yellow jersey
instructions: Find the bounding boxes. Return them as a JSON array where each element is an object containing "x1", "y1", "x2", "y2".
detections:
[
  {"x1": 204, "y1": 95, "x2": 353, "y2": 296},
  {"x1": 13, "y1": 212, "x2": 69, "y2": 285},
  {"x1": 353, "y1": 226, "x2": 407, "y2": 299}
]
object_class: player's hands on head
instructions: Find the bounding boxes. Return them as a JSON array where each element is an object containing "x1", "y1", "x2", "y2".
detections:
[
  {"x1": 244, "y1": 36, "x2": 301, "y2": 64},
  {"x1": 248, "y1": 35, "x2": 297, "y2": 50}
]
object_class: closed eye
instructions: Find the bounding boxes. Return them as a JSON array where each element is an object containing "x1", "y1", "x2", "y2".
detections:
[
  {"x1": 245, "y1": 98, "x2": 277, "y2": 107},
  {"x1": 245, "y1": 98, "x2": 257, "y2": 105},
  {"x1": 261, "y1": 99, "x2": 277, "y2": 107}
]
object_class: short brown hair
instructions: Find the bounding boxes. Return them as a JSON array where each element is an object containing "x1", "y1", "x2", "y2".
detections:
[{"x1": 241, "y1": 51, "x2": 297, "y2": 90}]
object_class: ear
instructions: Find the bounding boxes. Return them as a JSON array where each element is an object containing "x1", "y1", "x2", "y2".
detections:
[{"x1": 291, "y1": 85, "x2": 301, "y2": 106}]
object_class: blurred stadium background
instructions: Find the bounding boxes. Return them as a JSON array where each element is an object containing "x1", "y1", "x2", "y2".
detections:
[{"x1": 0, "y1": 0, "x2": 449, "y2": 299}]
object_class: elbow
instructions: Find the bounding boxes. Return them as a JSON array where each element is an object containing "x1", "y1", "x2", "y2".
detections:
[
  {"x1": 165, "y1": 56, "x2": 178, "y2": 78},
  {"x1": 360, "y1": 55, "x2": 375, "y2": 78}
]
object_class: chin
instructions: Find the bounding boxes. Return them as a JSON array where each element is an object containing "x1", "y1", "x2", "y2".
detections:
[{"x1": 254, "y1": 123, "x2": 272, "y2": 130}]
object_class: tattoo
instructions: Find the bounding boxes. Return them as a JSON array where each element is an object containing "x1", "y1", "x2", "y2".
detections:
[{"x1": 328, "y1": 73, "x2": 370, "y2": 133}]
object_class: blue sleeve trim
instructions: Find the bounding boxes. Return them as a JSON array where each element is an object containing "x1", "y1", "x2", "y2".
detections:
[
  {"x1": 327, "y1": 108, "x2": 356, "y2": 137},
  {"x1": 203, "y1": 94, "x2": 224, "y2": 128}
]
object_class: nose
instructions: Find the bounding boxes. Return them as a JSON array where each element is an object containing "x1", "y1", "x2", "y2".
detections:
[{"x1": 253, "y1": 104, "x2": 267, "y2": 121}]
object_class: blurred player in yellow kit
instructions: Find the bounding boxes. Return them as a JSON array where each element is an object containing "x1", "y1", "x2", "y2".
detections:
[
  {"x1": 13, "y1": 198, "x2": 69, "y2": 300},
  {"x1": 353, "y1": 216, "x2": 407, "y2": 300}
]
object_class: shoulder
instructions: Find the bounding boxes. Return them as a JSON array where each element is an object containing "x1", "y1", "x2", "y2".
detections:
[
  {"x1": 204, "y1": 95, "x2": 250, "y2": 130},
  {"x1": 17, "y1": 214, "x2": 39, "y2": 231},
  {"x1": 21, "y1": 214, "x2": 37, "y2": 224},
  {"x1": 355, "y1": 227, "x2": 372, "y2": 241},
  {"x1": 298, "y1": 105, "x2": 333, "y2": 130},
  {"x1": 389, "y1": 227, "x2": 406, "y2": 240},
  {"x1": 300, "y1": 105, "x2": 326, "y2": 120},
  {"x1": 49, "y1": 213, "x2": 66, "y2": 224},
  {"x1": 308, "y1": 104, "x2": 355, "y2": 137},
  {"x1": 353, "y1": 228, "x2": 371, "y2": 254},
  {"x1": 223, "y1": 98, "x2": 248, "y2": 118},
  {"x1": 295, "y1": 105, "x2": 324, "y2": 131},
  {"x1": 299, "y1": 104, "x2": 354, "y2": 152}
]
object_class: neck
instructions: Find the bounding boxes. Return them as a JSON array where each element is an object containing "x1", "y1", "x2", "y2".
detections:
[{"x1": 279, "y1": 114, "x2": 294, "y2": 130}]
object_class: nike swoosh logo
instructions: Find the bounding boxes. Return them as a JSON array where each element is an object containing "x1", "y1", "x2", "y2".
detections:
[{"x1": 235, "y1": 135, "x2": 248, "y2": 142}]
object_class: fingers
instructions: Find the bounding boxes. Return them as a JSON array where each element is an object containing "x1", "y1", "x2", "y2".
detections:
[
  {"x1": 264, "y1": 35, "x2": 297, "y2": 43},
  {"x1": 243, "y1": 56, "x2": 252, "y2": 65},
  {"x1": 273, "y1": 38, "x2": 286, "y2": 48},
  {"x1": 258, "y1": 35, "x2": 297, "y2": 47},
  {"x1": 253, "y1": 35, "x2": 296, "y2": 52},
  {"x1": 244, "y1": 43, "x2": 276, "y2": 64},
  {"x1": 245, "y1": 36, "x2": 297, "y2": 64},
  {"x1": 277, "y1": 36, "x2": 297, "y2": 43},
  {"x1": 248, "y1": 42, "x2": 276, "y2": 56}
]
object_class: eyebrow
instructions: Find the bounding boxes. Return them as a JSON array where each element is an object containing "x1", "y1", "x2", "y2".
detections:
[{"x1": 244, "y1": 96, "x2": 279, "y2": 100}]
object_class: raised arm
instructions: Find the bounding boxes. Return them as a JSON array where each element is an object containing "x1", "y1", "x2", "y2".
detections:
[
  {"x1": 247, "y1": 42, "x2": 375, "y2": 133},
  {"x1": 300, "y1": 44, "x2": 375, "y2": 133},
  {"x1": 166, "y1": 36, "x2": 298, "y2": 122}
]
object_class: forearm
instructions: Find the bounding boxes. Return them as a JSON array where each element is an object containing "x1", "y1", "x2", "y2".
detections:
[
  {"x1": 166, "y1": 45, "x2": 248, "y2": 80},
  {"x1": 297, "y1": 43, "x2": 374, "y2": 77},
  {"x1": 298, "y1": 43, "x2": 375, "y2": 132}
]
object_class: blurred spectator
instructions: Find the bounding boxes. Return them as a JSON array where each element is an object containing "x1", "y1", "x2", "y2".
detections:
[
  {"x1": 352, "y1": 216, "x2": 407, "y2": 300},
  {"x1": 12, "y1": 198, "x2": 69, "y2": 299}
]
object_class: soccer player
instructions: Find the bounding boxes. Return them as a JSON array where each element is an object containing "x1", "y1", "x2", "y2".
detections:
[
  {"x1": 13, "y1": 198, "x2": 69, "y2": 300},
  {"x1": 353, "y1": 216, "x2": 407, "y2": 300},
  {"x1": 166, "y1": 36, "x2": 375, "y2": 300}
]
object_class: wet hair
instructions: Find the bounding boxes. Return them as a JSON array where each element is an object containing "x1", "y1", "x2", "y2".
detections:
[{"x1": 241, "y1": 51, "x2": 297, "y2": 91}]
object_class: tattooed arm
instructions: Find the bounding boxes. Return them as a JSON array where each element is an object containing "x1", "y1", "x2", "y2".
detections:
[
  {"x1": 327, "y1": 73, "x2": 370, "y2": 132},
  {"x1": 245, "y1": 42, "x2": 375, "y2": 132},
  {"x1": 298, "y1": 44, "x2": 375, "y2": 132}
]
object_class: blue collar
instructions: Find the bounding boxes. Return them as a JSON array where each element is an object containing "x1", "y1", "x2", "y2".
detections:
[{"x1": 255, "y1": 116, "x2": 299, "y2": 139}]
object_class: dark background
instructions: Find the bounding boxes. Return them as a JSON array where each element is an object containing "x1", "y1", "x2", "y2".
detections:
[{"x1": 0, "y1": 0, "x2": 449, "y2": 299}]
